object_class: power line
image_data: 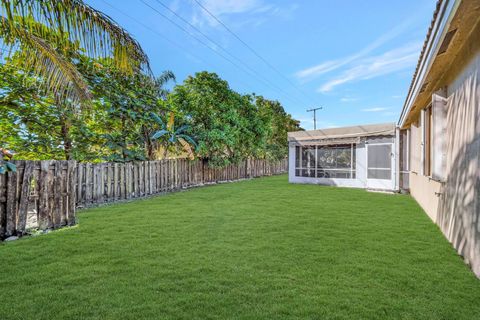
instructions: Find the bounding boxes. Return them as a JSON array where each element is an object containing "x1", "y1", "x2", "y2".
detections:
[
  {"x1": 151, "y1": 0, "x2": 309, "y2": 107},
  {"x1": 139, "y1": 0, "x2": 308, "y2": 107},
  {"x1": 101, "y1": 0, "x2": 213, "y2": 68},
  {"x1": 191, "y1": 0, "x2": 321, "y2": 106},
  {"x1": 100, "y1": 0, "x2": 269, "y2": 95},
  {"x1": 141, "y1": 0, "x2": 306, "y2": 106}
]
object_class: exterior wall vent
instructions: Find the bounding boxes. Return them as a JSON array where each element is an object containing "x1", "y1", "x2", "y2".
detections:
[{"x1": 437, "y1": 29, "x2": 457, "y2": 55}]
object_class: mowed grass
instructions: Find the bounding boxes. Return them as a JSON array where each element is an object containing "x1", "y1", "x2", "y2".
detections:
[{"x1": 1, "y1": 175, "x2": 479, "y2": 320}]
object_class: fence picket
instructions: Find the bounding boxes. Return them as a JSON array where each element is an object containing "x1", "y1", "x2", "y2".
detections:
[
  {"x1": 16, "y1": 161, "x2": 34, "y2": 234},
  {"x1": 5, "y1": 166, "x2": 18, "y2": 237},
  {"x1": 1, "y1": 158, "x2": 286, "y2": 239}
]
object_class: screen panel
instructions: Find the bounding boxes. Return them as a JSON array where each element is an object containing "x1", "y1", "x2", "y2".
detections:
[
  {"x1": 367, "y1": 144, "x2": 392, "y2": 180},
  {"x1": 367, "y1": 144, "x2": 391, "y2": 169},
  {"x1": 295, "y1": 144, "x2": 355, "y2": 179}
]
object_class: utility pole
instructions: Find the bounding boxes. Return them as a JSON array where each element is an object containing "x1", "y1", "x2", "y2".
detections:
[{"x1": 307, "y1": 107, "x2": 323, "y2": 130}]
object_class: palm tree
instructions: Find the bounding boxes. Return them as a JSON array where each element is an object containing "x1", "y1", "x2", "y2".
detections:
[
  {"x1": 155, "y1": 70, "x2": 176, "y2": 100},
  {"x1": 142, "y1": 70, "x2": 176, "y2": 159},
  {"x1": 0, "y1": 0, "x2": 150, "y2": 106},
  {"x1": 0, "y1": 0, "x2": 150, "y2": 173},
  {"x1": 150, "y1": 112, "x2": 197, "y2": 160}
]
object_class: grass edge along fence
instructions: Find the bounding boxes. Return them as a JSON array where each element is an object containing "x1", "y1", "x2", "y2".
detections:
[{"x1": 0, "y1": 158, "x2": 287, "y2": 239}]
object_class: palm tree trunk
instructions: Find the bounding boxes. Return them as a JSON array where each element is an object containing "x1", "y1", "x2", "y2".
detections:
[
  {"x1": 143, "y1": 126, "x2": 154, "y2": 160},
  {"x1": 60, "y1": 114, "x2": 72, "y2": 160},
  {"x1": 163, "y1": 145, "x2": 168, "y2": 159}
]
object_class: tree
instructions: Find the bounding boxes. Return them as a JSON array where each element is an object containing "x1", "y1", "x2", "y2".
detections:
[
  {"x1": 169, "y1": 72, "x2": 249, "y2": 166},
  {"x1": 78, "y1": 57, "x2": 165, "y2": 162},
  {"x1": 0, "y1": 0, "x2": 150, "y2": 171},
  {"x1": 0, "y1": 54, "x2": 176, "y2": 162},
  {"x1": 0, "y1": 58, "x2": 72, "y2": 162},
  {"x1": 169, "y1": 71, "x2": 301, "y2": 167},
  {"x1": 0, "y1": 0, "x2": 149, "y2": 106},
  {"x1": 255, "y1": 96, "x2": 302, "y2": 160},
  {"x1": 141, "y1": 71, "x2": 176, "y2": 159},
  {"x1": 150, "y1": 112, "x2": 197, "y2": 160}
]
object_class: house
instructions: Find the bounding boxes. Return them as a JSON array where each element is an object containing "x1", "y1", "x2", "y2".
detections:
[
  {"x1": 398, "y1": 0, "x2": 480, "y2": 277},
  {"x1": 287, "y1": 123, "x2": 398, "y2": 191},
  {"x1": 288, "y1": 0, "x2": 480, "y2": 277}
]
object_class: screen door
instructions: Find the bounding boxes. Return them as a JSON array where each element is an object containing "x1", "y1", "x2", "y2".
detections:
[{"x1": 366, "y1": 143, "x2": 394, "y2": 190}]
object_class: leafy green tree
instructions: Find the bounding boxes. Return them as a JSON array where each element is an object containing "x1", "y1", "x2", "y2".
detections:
[
  {"x1": 150, "y1": 112, "x2": 197, "y2": 160},
  {"x1": 0, "y1": 60, "x2": 73, "y2": 160},
  {"x1": 169, "y1": 71, "x2": 301, "y2": 166},
  {"x1": 141, "y1": 71, "x2": 176, "y2": 159},
  {"x1": 170, "y1": 72, "x2": 249, "y2": 166},
  {"x1": 0, "y1": 0, "x2": 150, "y2": 171},
  {"x1": 255, "y1": 96, "x2": 302, "y2": 160},
  {"x1": 0, "y1": 55, "x2": 176, "y2": 162},
  {"x1": 77, "y1": 58, "x2": 176, "y2": 162}
]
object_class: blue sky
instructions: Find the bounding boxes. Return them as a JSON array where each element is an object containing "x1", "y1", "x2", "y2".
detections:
[{"x1": 87, "y1": 0, "x2": 436, "y2": 130}]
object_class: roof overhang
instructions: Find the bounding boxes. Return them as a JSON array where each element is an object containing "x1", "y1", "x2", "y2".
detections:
[
  {"x1": 288, "y1": 123, "x2": 395, "y2": 146},
  {"x1": 398, "y1": 0, "x2": 461, "y2": 128}
]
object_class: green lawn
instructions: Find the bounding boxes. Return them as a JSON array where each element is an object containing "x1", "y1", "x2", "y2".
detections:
[{"x1": 1, "y1": 175, "x2": 479, "y2": 319}]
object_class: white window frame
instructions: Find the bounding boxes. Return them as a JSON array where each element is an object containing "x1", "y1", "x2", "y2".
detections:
[
  {"x1": 431, "y1": 93, "x2": 448, "y2": 182},
  {"x1": 420, "y1": 109, "x2": 426, "y2": 176}
]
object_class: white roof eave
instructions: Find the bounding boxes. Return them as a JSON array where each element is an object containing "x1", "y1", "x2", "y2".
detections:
[{"x1": 398, "y1": 0, "x2": 461, "y2": 128}]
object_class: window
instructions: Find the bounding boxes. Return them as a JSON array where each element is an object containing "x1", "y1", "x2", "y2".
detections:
[
  {"x1": 399, "y1": 129, "x2": 410, "y2": 189},
  {"x1": 409, "y1": 120, "x2": 421, "y2": 174},
  {"x1": 295, "y1": 144, "x2": 356, "y2": 179},
  {"x1": 431, "y1": 93, "x2": 447, "y2": 181},
  {"x1": 422, "y1": 105, "x2": 433, "y2": 176}
]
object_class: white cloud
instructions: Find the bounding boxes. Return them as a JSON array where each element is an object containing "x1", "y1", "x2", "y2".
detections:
[
  {"x1": 340, "y1": 97, "x2": 358, "y2": 102},
  {"x1": 362, "y1": 107, "x2": 390, "y2": 112},
  {"x1": 295, "y1": 17, "x2": 416, "y2": 81},
  {"x1": 295, "y1": 60, "x2": 346, "y2": 80},
  {"x1": 318, "y1": 42, "x2": 421, "y2": 93},
  {"x1": 188, "y1": 0, "x2": 297, "y2": 27}
]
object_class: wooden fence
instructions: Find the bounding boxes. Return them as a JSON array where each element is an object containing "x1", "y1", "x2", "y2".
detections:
[
  {"x1": 0, "y1": 160, "x2": 76, "y2": 239},
  {"x1": 0, "y1": 158, "x2": 287, "y2": 239}
]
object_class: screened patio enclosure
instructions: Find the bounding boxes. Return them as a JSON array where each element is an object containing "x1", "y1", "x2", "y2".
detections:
[{"x1": 288, "y1": 123, "x2": 398, "y2": 191}]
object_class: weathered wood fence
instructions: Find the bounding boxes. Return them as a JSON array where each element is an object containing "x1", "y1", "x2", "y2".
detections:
[
  {"x1": 0, "y1": 160, "x2": 76, "y2": 239},
  {"x1": 0, "y1": 158, "x2": 287, "y2": 239}
]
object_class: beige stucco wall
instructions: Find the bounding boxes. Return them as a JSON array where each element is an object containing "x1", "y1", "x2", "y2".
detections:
[
  {"x1": 409, "y1": 173, "x2": 442, "y2": 222},
  {"x1": 438, "y1": 51, "x2": 480, "y2": 277},
  {"x1": 408, "y1": 50, "x2": 480, "y2": 277}
]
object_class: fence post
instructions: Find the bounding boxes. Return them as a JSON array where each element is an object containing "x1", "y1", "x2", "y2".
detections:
[
  {"x1": 67, "y1": 161, "x2": 77, "y2": 225},
  {"x1": 0, "y1": 167, "x2": 6, "y2": 238},
  {"x1": 5, "y1": 161, "x2": 19, "y2": 236},
  {"x1": 38, "y1": 161, "x2": 52, "y2": 230},
  {"x1": 17, "y1": 161, "x2": 34, "y2": 234}
]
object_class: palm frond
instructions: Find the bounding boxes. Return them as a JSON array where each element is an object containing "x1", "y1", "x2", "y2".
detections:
[
  {"x1": 155, "y1": 70, "x2": 175, "y2": 99},
  {"x1": 151, "y1": 129, "x2": 169, "y2": 140},
  {"x1": 178, "y1": 137, "x2": 195, "y2": 160},
  {"x1": 1, "y1": 0, "x2": 150, "y2": 73},
  {"x1": 1, "y1": 16, "x2": 91, "y2": 105},
  {"x1": 150, "y1": 112, "x2": 165, "y2": 128},
  {"x1": 156, "y1": 70, "x2": 175, "y2": 87},
  {"x1": 174, "y1": 124, "x2": 189, "y2": 135}
]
